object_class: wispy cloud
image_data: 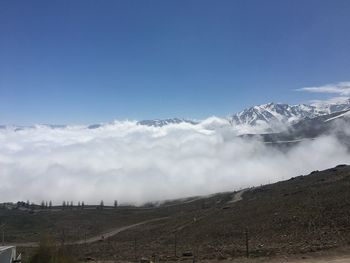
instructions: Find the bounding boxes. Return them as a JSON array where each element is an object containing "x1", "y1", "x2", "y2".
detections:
[
  {"x1": 298, "y1": 81, "x2": 350, "y2": 96},
  {"x1": 310, "y1": 96, "x2": 350, "y2": 106}
]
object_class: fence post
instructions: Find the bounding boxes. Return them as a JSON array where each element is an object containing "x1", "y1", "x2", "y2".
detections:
[
  {"x1": 134, "y1": 237, "x2": 137, "y2": 262},
  {"x1": 174, "y1": 232, "x2": 177, "y2": 258},
  {"x1": 245, "y1": 227, "x2": 249, "y2": 258}
]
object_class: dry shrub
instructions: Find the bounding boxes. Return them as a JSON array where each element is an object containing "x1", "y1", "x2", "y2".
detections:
[{"x1": 29, "y1": 235, "x2": 77, "y2": 263}]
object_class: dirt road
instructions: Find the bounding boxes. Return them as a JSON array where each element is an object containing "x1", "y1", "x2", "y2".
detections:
[
  {"x1": 9, "y1": 216, "x2": 168, "y2": 247},
  {"x1": 69, "y1": 216, "x2": 168, "y2": 245},
  {"x1": 228, "y1": 188, "x2": 247, "y2": 203}
]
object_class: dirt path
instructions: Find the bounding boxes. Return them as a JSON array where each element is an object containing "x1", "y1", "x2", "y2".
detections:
[
  {"x1": 69, "y1": 217, "x2": 168, "y2": 245},
  {"x1": 176, "y1": 189, "x2": 248, "y2": 232},
  {"x1": 10, "y1": 217, "x2": 168, "y2": 247},
  {"x1": 228, "y1": 188, "x2": 247, "y2": 203}
]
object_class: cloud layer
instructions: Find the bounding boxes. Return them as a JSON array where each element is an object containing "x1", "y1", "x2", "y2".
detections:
[
  {"x1": 0, "y1": 121, "x2": 349, "y2": 205},
  {"x1": 299, "y1": 81, "x2": 350, "y2": 96}
]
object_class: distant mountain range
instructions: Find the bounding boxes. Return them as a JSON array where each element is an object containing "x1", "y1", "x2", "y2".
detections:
[
  {"x1": 136, "y1": 118, "x2": 197, "y2": 127},
  {"x1": 2, "y1": 98, "x2": 350, "y2": 131},
  {"x1": 230, "y1": 98, "x2": 350, "y2": 127},
  {"x1": 136, "y1": 97, "x2": 350, "y2": 128}
]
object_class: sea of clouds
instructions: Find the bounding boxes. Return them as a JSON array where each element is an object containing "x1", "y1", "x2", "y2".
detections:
[{"x1": 0, "y1": 118, "x2": 349, "y2": 205}]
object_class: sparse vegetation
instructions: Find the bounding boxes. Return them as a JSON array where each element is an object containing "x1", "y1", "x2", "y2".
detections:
[{"x1": 28, "y1": 236, "x2": 77, "y2": 263}]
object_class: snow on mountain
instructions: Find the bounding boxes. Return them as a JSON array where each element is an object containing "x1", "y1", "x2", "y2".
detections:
[
  {"x1": 310, "y1": 97, "x2": 350, "y2": 114},
  {"x1": 230, "y1": 99, "x2": 350, "y2": 128},
  {"x1": 324, "y1": 109, "x2": 350, "y2": 122},
  {"x1": 137, "y1": 118, "x2": 198, "y2": 127}
]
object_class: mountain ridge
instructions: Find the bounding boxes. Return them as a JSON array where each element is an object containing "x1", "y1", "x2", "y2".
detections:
[
  {"x1": 2, "y1": 98, "x2": 349, "y2": 129},
  {"x1": 230, "y1": 98, "x2": 350, "y2": 127}
]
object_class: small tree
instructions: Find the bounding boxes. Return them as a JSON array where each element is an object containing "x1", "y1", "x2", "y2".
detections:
[
  {"x1": 62, "y1": 201, "x2": 66, "y2": 209},
  {"x1": 49, "y1": 201, "x2": 52, "y2": 209},
  {"x1": 41, "y1": 201, "x2": 45, "y2": 209},
  {"x1": 100, "y1": 200, "x2": 104, "y2": 209},
  {"x1": 81, "y1": 201, "x2": 85, "y2": 209},
  {"x1": 114, "y1": 200, "x2": 118, "y2": 208}
]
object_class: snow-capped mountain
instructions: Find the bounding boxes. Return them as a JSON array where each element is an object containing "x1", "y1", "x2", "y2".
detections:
[
  {"x1": 242, "y1": 109, "x2": 350, "y2": 146},
  {"x1": 310, "y1": 97, "x2": 350, "y2": 114},
  {"x1": 137, "y1": 118, "x2": 198, "y2": 127},
  {"x1": 230, "y1": 98, "x2": 350, "y2": 127}
]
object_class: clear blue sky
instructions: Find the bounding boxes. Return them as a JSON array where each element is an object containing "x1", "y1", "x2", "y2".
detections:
[{"x1": 1, "y1": 0, "x2": 350, "y2": 124}]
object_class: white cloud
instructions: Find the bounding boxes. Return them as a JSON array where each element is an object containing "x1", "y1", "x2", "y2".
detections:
[
  {"x1": 298, "y1": 81, "x2": 350, "y2": 96},
  {"x1": 310, "y1": 96, "x2": 350, "y2": 105},
  {"x1": 0, "y1": 121, "x2": 349, "y2": 205}
]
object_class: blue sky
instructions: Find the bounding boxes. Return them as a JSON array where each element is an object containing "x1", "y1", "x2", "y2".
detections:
[{"x1": 1, "y1": 0, "x2": 350, "y2": 124}]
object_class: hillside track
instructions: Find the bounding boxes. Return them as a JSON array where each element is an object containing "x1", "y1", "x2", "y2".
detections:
[{"x1": 9, "y1": 216, "x2": 169, "y2": 247}]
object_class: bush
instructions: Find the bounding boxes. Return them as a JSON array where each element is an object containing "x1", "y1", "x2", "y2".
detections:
[{"x1": 29, "y1": 235, "x2": 77, "y2": 263}]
